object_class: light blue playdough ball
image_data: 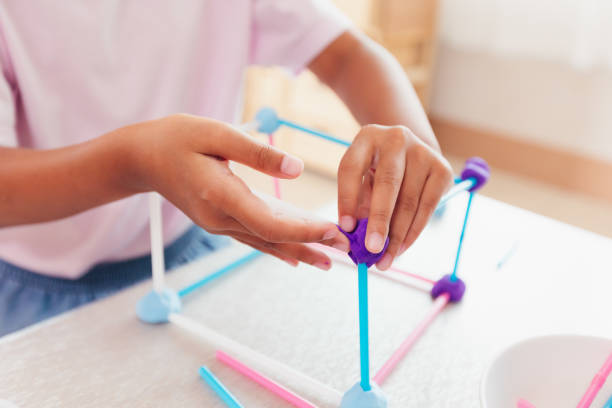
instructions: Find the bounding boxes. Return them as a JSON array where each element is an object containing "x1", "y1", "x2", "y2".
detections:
[
  {"x1": 255, "y1": 107, "x2": 281, "y2": 134},
  {"x1": 340, "y1": 382, "x2": 388, "y2": 408},
  {"x1": 136, "y1": 288, "x2": 181, "y2": 324}
]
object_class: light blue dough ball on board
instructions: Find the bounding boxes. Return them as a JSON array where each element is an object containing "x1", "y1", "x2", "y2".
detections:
[
  {"x1": 340, "y1": 382, "x2": 388, "y2": 408},
  {"x1": 136, "y1": 288, "x2": 181, "y2": 324}
]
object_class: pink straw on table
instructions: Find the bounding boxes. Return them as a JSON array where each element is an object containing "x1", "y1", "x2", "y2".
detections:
[
  {"x1": 576, "y1": 351, "x2": 612, "y2": 408},
  {"x1": 267, "y1": 134, "x2": 282, "y2": 200},
  {"x1": 373, "y1": 293, "x2": 450, "y2": 385},
  {"x1": 216, "y1": 350, "x2": 317, "y2": 408},
  {"x1": 315, "y1": 243, "x2": 436, "y2": 285},
  {"x1": 517, "y1": 398, "x2": 536, "y2": 408}
]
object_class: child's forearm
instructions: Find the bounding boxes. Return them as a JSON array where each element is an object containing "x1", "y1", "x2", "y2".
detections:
[
  {"x1": 0, "y1": 129, "x2": 141, "y2": 226},
  {"x1": 309, "y1": 30, "x2": 440, "y2": 151}
]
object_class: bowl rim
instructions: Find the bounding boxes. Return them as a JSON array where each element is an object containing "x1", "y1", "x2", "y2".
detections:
[{"x1": 479, "y1": 334, "x2": 612, "y2": 407}]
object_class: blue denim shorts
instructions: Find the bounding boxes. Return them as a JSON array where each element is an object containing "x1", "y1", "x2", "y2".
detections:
[{"x1": 0, "y1": 225, "x2": 228, "y2": 337}]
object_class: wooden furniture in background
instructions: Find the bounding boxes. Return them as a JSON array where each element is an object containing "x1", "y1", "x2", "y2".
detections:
[{"x1": 242, "y1": 0, "x2": 440, "y2": 177}]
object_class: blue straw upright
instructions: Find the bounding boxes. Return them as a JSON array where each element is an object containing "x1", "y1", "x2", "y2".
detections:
[
  {"x1": 199, "y1": 366, "x2": 244, "y2": 408},
  {"x1": 357, "y1": 262, "x2": 371, "y2": 391},
  {"x1": 450, "y1": 192, "x2": 475, "y2": 282}
]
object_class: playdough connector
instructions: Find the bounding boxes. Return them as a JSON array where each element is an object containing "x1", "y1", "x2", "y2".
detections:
[{"x1": 137, "y1": 288, "x2": 181, "y2": 324}]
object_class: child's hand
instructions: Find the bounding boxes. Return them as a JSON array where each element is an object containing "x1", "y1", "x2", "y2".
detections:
[
  {"x1": 337, "y1": 124, "x2": 453, "y2": 270},
  {"x1": 127, "y1": 114, "x2": 349, "y2": 270}
]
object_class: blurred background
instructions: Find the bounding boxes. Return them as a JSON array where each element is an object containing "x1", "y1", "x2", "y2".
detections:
[{"x1": 237, "y1": 0, "x2": 612, "y2": 237}]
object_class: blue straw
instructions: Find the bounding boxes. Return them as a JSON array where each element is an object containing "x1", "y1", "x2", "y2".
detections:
[
  {"x1": 278, "y1": 119, "x2": 351, "y2": 147},
  {"x1": 178, "y1": 250, "x2": 262, "y2": 297},
  {"x1": 199, "y1": 366, "x2": 244, "y2": 408},
  {"x1": 603, "y1": 393, "x2": 612, "y2": 408},
  {"x1": 357, "y1": 262, "x2": 371, "y2": 391},
  {"x1": 450, "y1": 192, "x2": 475, "y2": 282}
]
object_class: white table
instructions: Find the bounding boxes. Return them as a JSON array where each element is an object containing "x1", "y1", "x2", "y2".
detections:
[{"x1": 1, "y1": 195, "x2": 611, "y2": 407}]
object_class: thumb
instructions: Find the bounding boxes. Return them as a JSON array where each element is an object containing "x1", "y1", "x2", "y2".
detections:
[{"x1": 204, "y1": 120, "x2": 304, "y2": 179}]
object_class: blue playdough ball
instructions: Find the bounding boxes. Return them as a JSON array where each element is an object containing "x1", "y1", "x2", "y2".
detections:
[
  {"x1": 136, "y1": 288, "x2": 181, "y2": 324},
  {"x1": 340, "y1": 382, "x2": 388, "y2": 408},
  {"x1": 255, "y1": 107, "x2": 281, "y2": 134}
]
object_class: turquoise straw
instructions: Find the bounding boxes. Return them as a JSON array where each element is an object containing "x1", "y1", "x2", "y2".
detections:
[
  {"x1": 278, "y1": 119, "x2": 351, "y2": 147},
  {"x1": 604, "y1": 393, "x2": 612, "y2": 408},
  {"x1": 357, "y1": 262, "x2": 371, "y2": 391},
  {"x1": 199, "y1": 366, "x2": 244, "y2": 408},
  {"x1": 450, "y1": 192, "x2": 474, "y2": 282},
  {"x1": 178, "y1": 250, "x2": 262, "y2": 297}
]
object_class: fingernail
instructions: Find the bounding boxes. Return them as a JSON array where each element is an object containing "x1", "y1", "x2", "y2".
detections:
[
  {"x1": 284, "y1": 258, "x2": 298, "y2": 267},
  {"x1": 314, "y1": 261, "x2": 331, "y2": 271},
  {"x1": 339, "y1": 216, "x2": 355, "y2": 232},
  {"x1": 332, "y1": 241, "x2": 350, "y2": 252},
  {"x1": 280, "y1": 155, "x2": 304, "y2": 177},
  {"x1": 377, "y1": 253, "x2": 393, "y2": 271},
  {"x1": 366, "y1": 232, "x2": 385, "y2": 253},
  {"x1": 399, "y1": 243, "x2": 408, "y2": 254},
  {"x1": 323, "y1": 228, "x2": 337, "y2": 240}
]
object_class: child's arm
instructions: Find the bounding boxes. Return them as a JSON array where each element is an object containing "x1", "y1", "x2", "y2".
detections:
[
  {"x1": 0, "y1": 114, "x2": 348, "y2": 268},
  {"x1": 309, "y1": 29, "x2": 453, "y2": 270}
]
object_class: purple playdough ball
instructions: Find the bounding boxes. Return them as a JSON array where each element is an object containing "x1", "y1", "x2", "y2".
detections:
[
  {"x1": 461, "y1": 157, "x2": 490, "y2": 192},
  {"x1": 431, "y1": 274, "x2": 466, "y2": 303},
  {"x1": 338, "y1": 218, "x2": 389, "y2": 267}
]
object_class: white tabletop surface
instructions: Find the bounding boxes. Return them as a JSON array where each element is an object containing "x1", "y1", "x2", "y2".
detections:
[{"x1": 1, "y1": 195, "x2": 612, "y2": 408}]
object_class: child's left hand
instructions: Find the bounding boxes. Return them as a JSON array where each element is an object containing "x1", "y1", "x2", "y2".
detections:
[{"x1": 337, "y1": 124, "x2": 453, "y2": 270}]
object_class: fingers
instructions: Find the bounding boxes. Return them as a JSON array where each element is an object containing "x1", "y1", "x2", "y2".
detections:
[
  {"x1": 337, "y1": 132, "x2": 374, "y2": 232},
  {"x1": 211, "y1": 172, "x2": 346, "y2": 245},
  {"x1": 401, "y1": 164, "x2": 453, "y2": 253},
  {"x1": 365, "y1": 130, "x2": 407, "y2": 253},
  {"x1": 376, "y1": 155, "x2": 429, "y2": 270},
  {"x1": 231, "y1": 232, "x2": 332, "y2": 270},
  {"x1": 202, "y1": 119, "x2": 304, "y2": 179}
]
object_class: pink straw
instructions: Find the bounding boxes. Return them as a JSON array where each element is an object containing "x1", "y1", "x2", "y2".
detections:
[
  {"x1": 267, "y1": 134, "x2": 282, "y2": 200},
  {"x1": 315, "y1": 243, "x2": 436, "y2": 285},
  {"x1": 216, "y1": 350, "x2": 317, "y2": 408},
  {"x1": 517, "y1": 398, "x2": 536, "y2": 408},
  {"x1": 373, "y1": 293, "x2": 450, "y2": 385},
  {"x1": 576, "y1": 351, "x2": 612, "y2": 408}
]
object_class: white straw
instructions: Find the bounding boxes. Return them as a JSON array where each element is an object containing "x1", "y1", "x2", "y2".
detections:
[
  {"x1": 437, "y1": 179, "x2": 475, "y2": 209},
  {"x1": 168, "y1": 313, "x2": 343, "y2": 407},
  {"x1": 148, "y1": 192, "x2": 165, "y2": 293}
]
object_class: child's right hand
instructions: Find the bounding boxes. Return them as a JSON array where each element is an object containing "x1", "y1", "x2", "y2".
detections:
[{"x1": 124, "y1": 114, "x2": 349, "y2": 270}]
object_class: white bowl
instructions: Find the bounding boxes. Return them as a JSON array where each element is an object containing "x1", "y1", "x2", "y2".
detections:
[{"x1": 481, "y1": 335, "x2": 612, "y2": 407}]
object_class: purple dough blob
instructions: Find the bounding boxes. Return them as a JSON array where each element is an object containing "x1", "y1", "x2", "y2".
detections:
[
  {"x1": 461, "y1": 157, "x2": 490, "y2": 192},
  {"x1": 431, "y1": 274, "x2": 466, "y2": 303},
  {"x1": 338, "y1": 218, "x2": 389, "y2": 267}
]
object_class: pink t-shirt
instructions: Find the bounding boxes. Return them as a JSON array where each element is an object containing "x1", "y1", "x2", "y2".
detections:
[{"x1": 0, "y1": 0, "x2": 349, "y2": 278}]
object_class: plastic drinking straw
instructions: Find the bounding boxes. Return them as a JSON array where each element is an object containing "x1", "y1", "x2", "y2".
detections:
[
  {"x1": 497, "y1": 240, "x2": 519, "y2": 270},
  {"x1": 278, "y1": 119, "x2": 351, "y2": 147},
  {"x1": 373, "y1": 293, "x2": 450, "y2": 385},
  {"x1": 169, "y1": 314, "x2": 343, "y2": 406},
  {"x1": 217, "y1": 350, "x2": 318, "y2": 408},
  {"x1": 357, "y1": 262, "x2": 372, "y2": 391},
  {"x1": 267, "y1": 133, "x2": 282, "y2": 200},
  {"x1": 148, "y1": 192, "x2": 165, "y2": 293},
  {"x1": 602, "y1": 392, "x2": 612, "y2": 408},
  {"x1": 450, "y1": 192, "x2": 475, "y2": 282},
  {"x1": 199, "y1": 366, "x2": 245, "y2": 408},
  {"x1": 318, "y1": 245, "x2": 434, "y2": 292},
  {"x1": 315, "y1": 243, "x2": 435, "y2": 287},
  {"x1": 178, "y1": 250, "x2": 262, "y2": 298},
  {"x1": 576, "y1": 351, "x2": 612, "y2": 408},
  {"x1": 438, "y1": 178, "x2": 476, "y2": 209},
  {"x1": 516, "y1": 398, "x2": 536, "y2": 408}
]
